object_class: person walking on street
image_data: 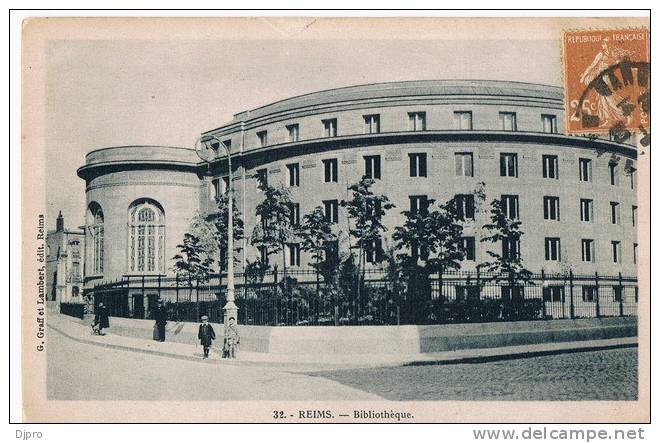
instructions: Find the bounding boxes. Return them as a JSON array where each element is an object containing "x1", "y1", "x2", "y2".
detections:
[
  {"x1": 93, "y1": 302, "x2": 110, "y2": 335},
  {"x1": 223, "y1": 317, "x2": 240, "y2": 359},
  {"x1": 198, "y1": 315, "x2": 215, "y2": 359},
  {"x1": 154, "y1": 300, "x2": 167, "y2": 342}
]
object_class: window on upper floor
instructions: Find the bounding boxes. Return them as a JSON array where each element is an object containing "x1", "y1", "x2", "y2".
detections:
[
  {"x1": 364, "y1": 155, "x2": 381, "y2": 180},
  {"x1": 288, "y1": 203, "x2": 300, "y2": 227},
  {"x1": 323, "y1": 158, "x2": 338, "y2": 183},
  {"x1": 629, "y1": 166, "x2": 637, "y2": 189},
  {"x1": 363, "y1": 114, "x2": 380, "y2": 134},
  {"x1": 287, "y1": 243, "x2": 301, "y2": 267},
  {"x1": 501, "y1": 194, "x2": 520, "y2": 220},
  {"x1": 409, "y1": 153, "x2": 427, "y2": 177},
  {"x1": 580, "y1": 199, "x2": 594, "y2": 222},
  {"x1": 364, "y1": 237, "x2": 384, "y2": 263},
  {"x1": 323, "y1": 118, "x2": 337, "y2": 137},
  {"x1": 461, "y1": 236, "x2": 476, "y2": 261},
  {"x1": 543, "y1": 196, "x2": 560, "y2": 221},
  {"x1": 257, "y1": 130, "x2": 268, "y2": 147},
  {"x1": 609, "y1": 162, "x2": 619, "y2": 186},
  {"x1": 582, "y1": 239, "x2": 595, "y2": 262},
  {"x1": 323, "y1": 199, "x2": 339, "y2": 224},
  {"x1": 500, "y1": 112, "x2": 517, "y2": 131},
  {"x1": 632, "y1": 205, "x2": 638, "y2": 227},
  {"x1": 409, "y1": 195, "x2": 430, "y2": 216},
  {"x1": 611, "y1": 241, "x2": 621, "y2": 263},
  {"x1": 544, "y1": 237, "x2": 561, "y2": 261},
  {"x1": 287, "y1": 163, "x2": 300, "y2": 187},
  {"x1": 286, "y1": 124, "x2": 300, "y2": 142},
  {"x1": 541, "y1": 114, "x2": 558, "y2": 133},
  {"x1": 88, "y1": 203, "x2": 104, "y2": 275},
  {"x1": 542, "y1": 155, "x2": 559, "y2": 179},
  {"x1": 128, "y1": 200, "x2": 165, "y2": 274},
  {"x1": 579, "y1": 158, "x2": 592, "y2": 182},
  {"x1": 633, "y1": 243, "x2": 638, "y2": 265},
  {"x1": 610, "y1": 202, "x2": 620, "y2": 225},
  {"x1": 502, "y1": 237, "x2": 520, "y2": 260},
  {"x1": 455, "y1": 194, "x2": 475, "y2": 220},
  {"x1": 500, "y1": 153, "x2": 518, "y2": 177},
  {"x1": 256, "y1": 168, "x2": 268, "y2": 186},
  {"x1": 408, "y1": 112, "x2": 426, "y2": 131},
  {"x1": 323, "y1": 240, "x2": 339, "y2": 265},
  {"x1": 455, "y1": 152, "x2": 474, "y2": 177},
  {"x1": 454, "y1": 111, "x2": 473, "y2": 130}
]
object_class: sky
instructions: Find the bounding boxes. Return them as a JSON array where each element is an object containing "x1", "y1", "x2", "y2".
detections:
[{"x1": 45, "y1": 33, "x2": 562, "y2": 230}]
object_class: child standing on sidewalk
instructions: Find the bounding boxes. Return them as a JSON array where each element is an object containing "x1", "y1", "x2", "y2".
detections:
[{"x1": 197, "y1": 315, "x2": 215, "y2": 359}]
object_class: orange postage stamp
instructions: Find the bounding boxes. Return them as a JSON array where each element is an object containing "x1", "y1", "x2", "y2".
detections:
[{"x1": 563, "y1": 28, "x2": 649, "y2": 139}]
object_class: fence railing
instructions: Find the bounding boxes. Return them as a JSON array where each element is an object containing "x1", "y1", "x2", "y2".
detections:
[
  {"x1": 60, "y1": 302, "x2": 86, "y2": 320},
  {"x1": 84, "y1": 269, "x2": 638, "y2": 326}
]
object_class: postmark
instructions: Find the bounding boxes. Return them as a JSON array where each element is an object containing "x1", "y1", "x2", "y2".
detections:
[{"x1": 563, "y1": 28, "x2": 650, "y2": 144}]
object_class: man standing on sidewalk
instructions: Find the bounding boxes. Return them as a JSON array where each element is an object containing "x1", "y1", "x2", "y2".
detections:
[{"x1": 154, "y1": 300, "x2": 167, "y2": 342}]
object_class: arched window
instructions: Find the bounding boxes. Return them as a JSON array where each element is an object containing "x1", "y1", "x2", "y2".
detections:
[
  {"x1": 128, "y1": 200, "x2": 165, "y2": 274},
  {"x1": 88, "y1": 203, "x2": 104, "y2": 274}
]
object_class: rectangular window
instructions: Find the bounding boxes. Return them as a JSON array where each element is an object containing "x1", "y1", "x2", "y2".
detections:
[
  {"x1": 632, "y1": 205, "x2": 637, "y2": 226},
  {"x1": 580, "y1": 199, "x2": 593, "y2": 222},
  {"x1": 545, "y1": 237, "x2": 561, "y2": 261},
  {"x1": 500, "y1": 112, "x2": 517, "y2": 131},
  {"x1": 221, "y1": 176, "x2": 230, "y2": 194},
  {"x1": 629, "y1": 167, "x2": 636, "y2": 189},
  {"x1": 257, "y1": 130, "x2": 268, "y2": 147},
  {"x1": 461, "y1": 236, "x2": 476, "y2": 261},
  {"x1": 611, "y1": 241, "x2": 621, "y2": 263},
  {"x1": 610, "y1": 201, "x2": 620, "y2": 224},
  {"x1": 211, "y1": 178, "x2": 221, "y2": 200},
  {"x1": 609, "y1": 162, "x2": 619, "y2": 186},
  {"x1": 582, "y1": 286, "x2": 598, "y2": 302},
  {"x1": 408, "y1": 112, "x2": 426, "y2": 131},
  {"x1": 543, "y1": 286, "x2": 564, "y2": 302},
  {"x1": 502, "y1": 237, "x2": 520, "y2": 260},
  {"x1": 455, "y1": 152, "x2": 474, "y2": 177},
  {"x1": 579, "y1": 158, "x2": 592, "y2": 182},
  {"x1": 323, "y1": 118, "x2": 337, "y2": 137},
  {"x1": 543, "y1": 196, "x2": 560, "y2": 221},
  {"x1": 223, "y1": 139, "x2": 232, "y2": 151},
  {"x1": 323, "y1": 158, "x2": 338, "y2": 183},
  {"x1": 633, "y1": 243, "x2": 638, "y2": 265},
  {"x1": 323, "y1": 240, "x2": 339, "y2": 265},
  {"x1": 455, "y1": 194, "x2": 475, "y2": 220},
  {"x1": 288, "y1": 203, "x2": 300, "y2": 226},
  {"x1": 259, "y1": 246, "x2": 268, "y2": 265},
  {"x1": 454, "y1": 111, "x2": 473, "y2": 130},
  {"x1": 542, "y1": 155, "x2": 559, "y2": 179},
  {"x1": 286, "y1": 124, "x2": 300, "y2": 142},
  {"x1": 501, "y1": 194, "x2": 520, "y2": 219},
  {"x1": 581, "y1": 239, "x2": 595, "y2": 262},
  {"x1": 409, "y1": 153, "x2": 427, "y2": 177},
  {"x1": 287, "y1": 243, "x2": 301, "y2": 267},
  {"x1": 256, "y1": 168, "x2": 268, "y2": 186},
  {"x1": 613, "y1": 286, "x2": 623, "y2": 303},
  {"x1": 409, "y1": 195, "x2": 429, "y2": 216},
  {"x1": 364, "y1": 238, "x2": 383, "y2": 263},
  {"x1": 541, "y1": 114, "x2": 558, "y2": 133},
  {"x1": 363, "y1": 114, "x2": 380, "y2": 134},
  {"x1": 500, "y1": 153, "x2": 518, "y2": 177},
  {"x1": 323, "y1": 199, "x2": 339, "y2": 224},
  {"x1": 286, "y1": 163, "x2": 300, "y2": 187},
  {"x1": 364, "y1": 155, "x2": 381, "y2": 179}
]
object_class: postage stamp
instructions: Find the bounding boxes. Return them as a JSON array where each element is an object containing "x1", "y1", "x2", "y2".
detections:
[{"x1": 563, "y1": 28, "x2": 650, "y2": 140}]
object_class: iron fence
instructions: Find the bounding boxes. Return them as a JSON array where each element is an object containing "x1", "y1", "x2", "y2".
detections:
[{"x1": 84, "y1": 268, "x2": 638, "y2": 326}]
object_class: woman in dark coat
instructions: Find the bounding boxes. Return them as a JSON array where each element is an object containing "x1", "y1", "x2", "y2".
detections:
[
  {"x1": 153, "y1": 300, "x2": 167, "y2": 342},
  {"x1": 198, "y1": 315, "x2": 215, "y2": 359},
  {"x1": 93, "y1": 302, "x2": 110, "y2": 335}
]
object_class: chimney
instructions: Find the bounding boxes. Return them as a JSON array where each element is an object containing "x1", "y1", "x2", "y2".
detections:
[{"x1": 56, "y1": 211, "x2": 64, "y2": 232}]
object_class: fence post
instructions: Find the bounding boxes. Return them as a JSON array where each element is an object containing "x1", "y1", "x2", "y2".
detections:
[
  {"x1": 157, "y1": 274, "x2": 162, "y2": 301},
  {"x1": 273, "y1": 265, "x2": 279, "y2": 326},
  {"x1": 196, "y1": 278, "x2": 200, "y2": 322},
  {"x1": 141, "y1": 274, "x2": 146, "y2": 319},
  {"x1": 569, "y1": 270, "x2": 575, "y2": 319},
  {"x1": 175, "y1": 274, "x2": 179, "y2": 321},
  {"x1": 541, "y1": 269, "x2": 547, "y2": 319},
  {"x1": 618, "y1": 272, "x2": 624, "y2": 317},
  {"x1": 595, "y1": 271, "x2": 600, "y2": 318}
]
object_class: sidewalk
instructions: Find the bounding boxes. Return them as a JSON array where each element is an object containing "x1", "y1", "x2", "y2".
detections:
[{"x1": 47, "y1": 312, "x2": 637, "y2": 372}]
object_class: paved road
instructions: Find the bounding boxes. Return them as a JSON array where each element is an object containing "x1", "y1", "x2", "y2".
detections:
[
  {"x1": 309, "y1": 348, "x2": 638, "y2": 401},
  {"x1": 46, "y1": 327, "x2": 382, "y2": 401}
]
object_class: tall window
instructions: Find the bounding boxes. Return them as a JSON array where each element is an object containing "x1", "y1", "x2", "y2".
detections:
[
  {"x1": 543, "y1": 196, "x2": 560, "y2": 221},
  {"x1": 89, "y1": 204, "x2": 104, "y2": 274},
  {"x1": 500, "y1": 112, "x2": 517, "y2": 131},
  {"x1": 323, "y1": 158, "x2": 338, "y2": 183},
  {"x1": 256, "y1": 168, "x2": 268, "y2": 186},
  {"x1": 363, "y1": 114, "x2": 380, "y2": 134},
  {"x1": 500, "y1": 153, "x2": 518, "y2": 177},
  {"x1": 364, "y1": 155, "x2": 381, "y2": 179},
  {"x1": 633, "y1": 243, "x2": 638, "y2": 265},
  {"x1": 364, "y1": 238, "x2": 383, "y2": 263},
  {"x1": 611, "y1": 241, "x2": 621, "y2": 263},
  {"x1": 287, "y1": 243, "x2": 301, "y2": 267},
  {"x1": 408, "y1": 112, "x2": 426, "y2": 131},
  {"x1": 609, "y1": 162, "x2": 619, "y2": 185},
  {"x1": 409, "y1": 195, "x2": 429, "y2": 216},
  {"x1": 542, "y1": 155, "x2": 559, "y2": 179},
  {"x1": 288, "y1": 203, "x2": 300, "y2": 226},
  {"x1": 501, "y1": 195, "x2": 520, "y2": 219},
  {"x1": 632, "y1": 205, "x2": 637, "y2": 226},
  {"x1": 629, "y1": 167, "x2": 636, "y2": 189},
  {"x1": 287, "y1": 163, "x2": 300, "y2": 187},
  {"x1": 287, "y1": 124, "x2": 300, "y2": 142},
  {"x1": 610, "y1": 202, "x2": 620, "y2": 224},
  {"x1": 455, "y1": 152, "x2": 474, "y2": 177},
  {"x1": 582, "y1": 239, "x2": 595, "y2": 262},
  {"x1": 545, "y1": 237, "x2": 561, "y2": 261},
  {"x1": 541, "y1": 114, "x2": 557, "y2": 133},
  {"x1": 455, "y1": 194, "x2": 475, "y2": 220},
  {"x1": 257, "y1": 130, "x2": 268, "y2": 147},
  {"x1": 580, "y1": 199, "x2": 593, "y2": 222},
  {"x1": 409, "y1": 153, "x2": 427, "y2": 177},
  {"x1": 579, "y1": 158, "x2": 592, "y2": 182},
  {"x1": 461, "y1": 236, "x2": 476, "y2": 261},
  {"x1": 128, "y1": 200, "x2": 165, "y2": 274},
  {"x1": 323, "y1": 199, "x2": 339, "y2": 224},
  {"x1": 502, "y1": 237, "x2": 520, "y2": 260},
  {"x1": 324, "y1": 240, "x2": 339, "y2": 265},
  {"x1": 323, "y1": 118, "x2": 337, "y2": 137},
  {"x1": 454, "y1": 111, "x2": 473, "y2": 130}
]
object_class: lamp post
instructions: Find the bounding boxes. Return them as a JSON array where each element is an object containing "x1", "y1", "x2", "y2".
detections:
[{"x1": 195, "y1": 135, "x2": 237, "y2": 324}]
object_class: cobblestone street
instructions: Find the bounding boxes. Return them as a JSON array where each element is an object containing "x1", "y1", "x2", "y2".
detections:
[{"x1": 310, "y1": 348, "x2": 638, "y2": 401}]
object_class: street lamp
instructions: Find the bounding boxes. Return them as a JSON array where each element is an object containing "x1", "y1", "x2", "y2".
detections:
[{"x1": 195, "y1": 135, "x2": 237, "y2": 325}]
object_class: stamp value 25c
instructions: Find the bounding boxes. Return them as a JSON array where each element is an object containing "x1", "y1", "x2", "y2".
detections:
[{"x1": 563, "y1": 28, "x2": 649, "y2": 145}]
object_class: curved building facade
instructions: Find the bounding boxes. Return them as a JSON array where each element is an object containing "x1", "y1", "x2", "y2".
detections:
[{"x1": 78, "y1": 80, "x2": 638, "y2": 286}]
